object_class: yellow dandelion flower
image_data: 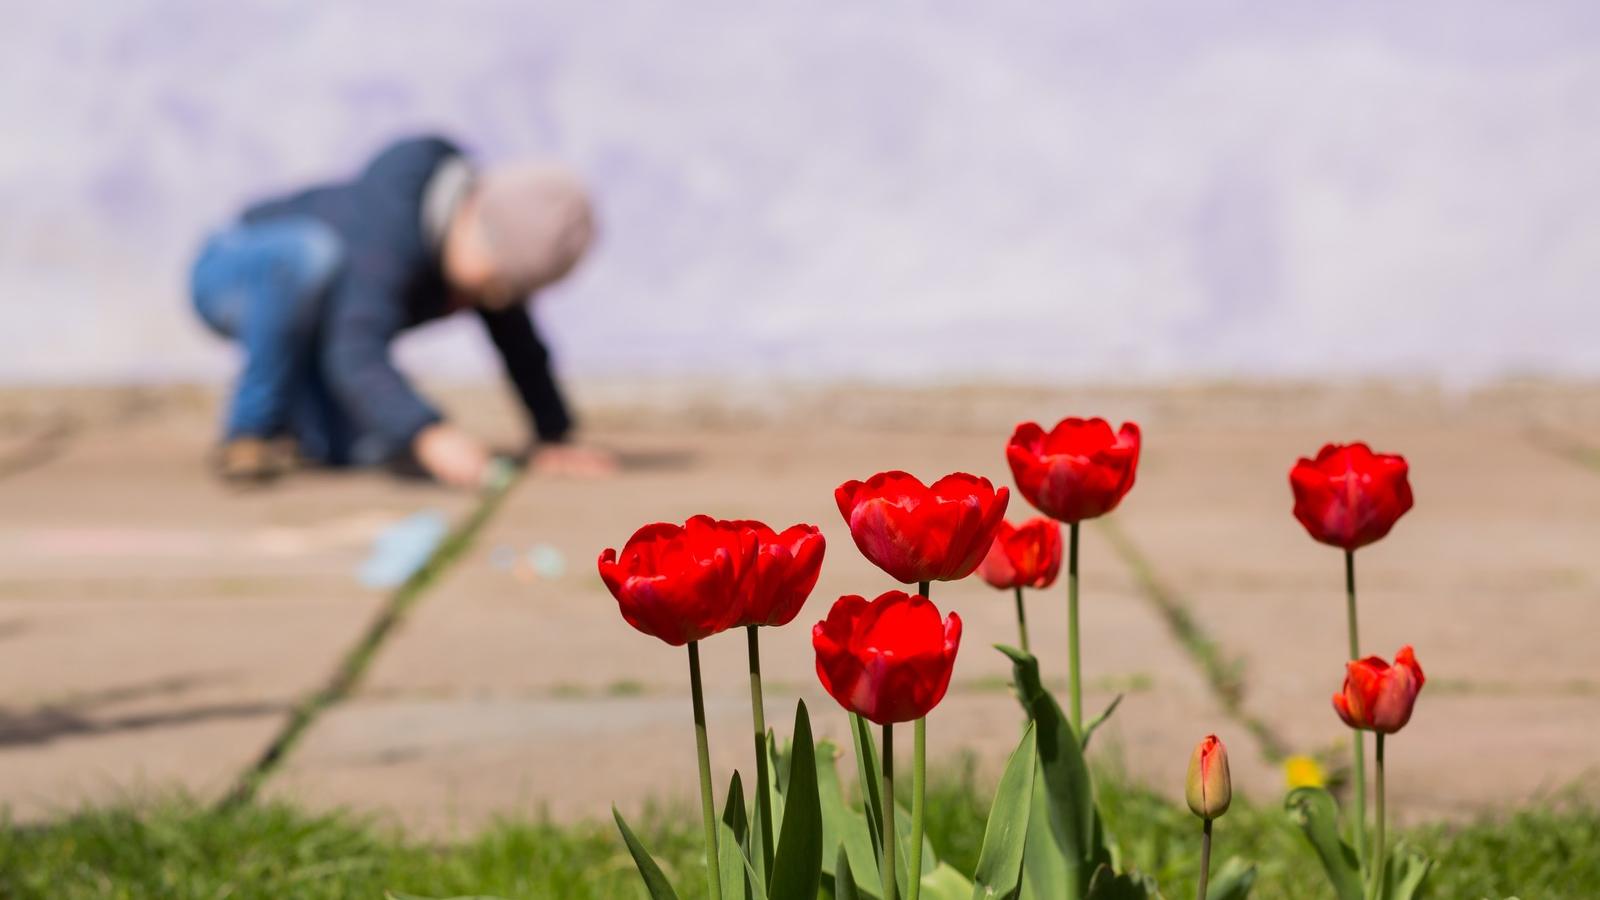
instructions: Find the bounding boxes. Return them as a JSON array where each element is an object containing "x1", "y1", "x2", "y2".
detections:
[{"x1": 1284, "y1": 754, "x2": 1326, "y2": 789}]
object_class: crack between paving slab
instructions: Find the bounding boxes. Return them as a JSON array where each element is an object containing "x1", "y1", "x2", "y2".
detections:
[
  {"x1": 1524, "y1": 425, "x2": 1600, "y2": 475},
  {"x1": 0, "y1": 387, "x2": 177, "y2": 483},
  {"x1": 219, "y1": 469, "x2": 520, "y2": 810},
  {"x1": 1095, "y1": 518, "x2": 1293, "y2": 765},
  {"x1": 0, "y1": 415, "x2": 77, "y2": 481}
]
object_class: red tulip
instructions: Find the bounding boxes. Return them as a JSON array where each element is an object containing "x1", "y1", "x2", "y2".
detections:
[
  {"x1": 730, "y1": 520, "x2": 827, "y2": 628},
  {"x1": 1333, "y1": 645, "x2": 1425, "y2": 734},
  {"x1": 813, "y1": 590, "x2": 962, "y2": 725},
  {"x1": 977, "y1": 517, "x2": 1063, "y2": 590},
  {"x1": 1290, "y1": 443, "x2": 1414, "y2": 551},
  {"x1": 834, "y1": 471, "x2": 1009, "y2": 585},
  {"x1": 598, "y1": 515, "x2": 756, "y2": 646},
  {"x1": 1006, "y1": 418, "x2": 1141, "y2": 523}
]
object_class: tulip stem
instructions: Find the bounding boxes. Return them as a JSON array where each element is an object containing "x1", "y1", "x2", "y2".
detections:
[
  {"x1": 746, "y1": 625, "x2": 775, "y2": 880},
  {"x1": 1345, "y1": 550, "x2": 1360, "y2": 658},
  {"x1": 1370, "y1": 733, "x2": 1387, "y2": 900},
  {"x1": 1013, "y1": 586, "x2": 1031, "y2": 653},
  {"x1": 908, "y1": 581, "x2": 930, "y2": 900},
  {"x1": 882, "y1": 723, "x2": 898, "y2": 900},
  {"x1": 1068, "y1": 521, "x2": 1083, "y2": 734},
  {"x1": 1346, "y1": 549, "x2": 1368, "y2": 869},
  {"x1": 688, "y1": 641, "x2": 724, "y2": 900},
  {"x1": 909, "y1": 717, "x2": 926, "y2": 900},
  {"x1": 1197, "y1": 817, "x2": 1213, "y2": 900}
]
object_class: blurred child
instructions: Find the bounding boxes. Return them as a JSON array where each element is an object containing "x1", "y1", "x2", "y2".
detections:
[{"x1": 190, "y1": 134, "x2": 614, "y2": 488}]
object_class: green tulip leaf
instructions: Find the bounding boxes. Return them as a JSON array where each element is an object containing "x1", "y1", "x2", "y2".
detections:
[
  {"x1": 1284, "y1": 787, "x2": 1362, "y2": 900},
  {"x1": 836, "y1": 845, "x2": 862, "y2": 900},
  {"x1": 817, "y1": 738, "x2": 884, "y2": 894},
  {"x1": 1377, "y1": 844, "x2": 1433, "y2": 900},
  {"x1": 821, "y1": 718, "x2": 952, "y2": 900},
  {"x1": 1205, "y1": 857, "x2": 1257, "y2": 900},
  {"x1": 1084, "y1": 864, "x2": 1164, "y2": 900},
  {"x1": 850, "y1": 712, "x2": 887, "y2": 864},
  {"x1": 721, "y1": 817, "x2": 753, "y2": 900},
  {"x1": 922, "y1": 864, "x2": 977, "y2": 900},
  {"x1": 766, "y1": 731, "x2": 787, "y2": 835},
  {"x1": 892, "y1": 790, "x2": 942, "y2": 893},
  {"x1": 1019, "y1": 774, "x2": 1068, "y2": 900},
  {"x1": 970, "y1": 724, "x2": 1038, "y2": 900},
  {"x1": 768, "y1": 700, "x2": 823, "y2": 900},
  {"x1": 748, "y1": 731, "x2": 774, "y2": 886},
  {"x1": 1079, "y1": 693, "x2": 1123, "y2": 753},
  {"x1": 1001, "y1": 645, "x2": 1111, "y2": 899},
  {"x1": 740, "y1": 776, "x2": 771, "y2": 897},
  {"x1": 612, "y1": 806, "x2": 682, "y2": 900},
  {"x1": 721, "y1": 771, "x2": 754, "y2": 900}
]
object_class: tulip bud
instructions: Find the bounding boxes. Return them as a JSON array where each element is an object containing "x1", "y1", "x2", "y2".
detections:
[{"x1": 1186, "y1": 734, "x2": 1231, "y2": 820}]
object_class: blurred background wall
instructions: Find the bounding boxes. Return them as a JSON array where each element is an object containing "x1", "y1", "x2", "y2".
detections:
[{"x1": 2, "y1": 1, "x2": 1597, "y2": 386}]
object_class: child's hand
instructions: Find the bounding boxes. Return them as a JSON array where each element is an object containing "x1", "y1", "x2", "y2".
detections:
[
  {"x1": 531, "y1": 443, "x2": 619, "y2": 479},
  {"x1": 414, "y1": 423, "x2": 491, "y2": 489}
]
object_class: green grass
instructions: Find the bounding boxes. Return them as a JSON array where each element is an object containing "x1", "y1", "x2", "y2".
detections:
[{"x1": 1, "y1": 775, "x2": 1596, "y2": 899}]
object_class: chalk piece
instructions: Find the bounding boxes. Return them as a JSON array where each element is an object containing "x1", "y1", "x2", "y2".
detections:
[
  {"x1": 359, "y1": 511, "x2": 449, "y2": 589},
  {"x1": 529, "y1": 543, "x2": 566, "y2": 579}
]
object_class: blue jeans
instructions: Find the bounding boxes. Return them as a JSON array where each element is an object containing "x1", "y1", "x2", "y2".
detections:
[{"x1": 191, "y1": 217, "x2": 356, "y2": 464}]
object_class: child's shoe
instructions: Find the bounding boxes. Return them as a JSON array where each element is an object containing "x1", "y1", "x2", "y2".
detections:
[{"x1": 215, "y1": 437, "x2": 296, "y2": 484}]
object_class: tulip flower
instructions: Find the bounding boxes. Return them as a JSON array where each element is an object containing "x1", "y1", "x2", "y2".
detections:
[
  {"x1": 1005, "y1": 417, "x2": 1141, "y2": 525},
  {"x1": 977, "y1": 517, "x2": 1063, "y2": 653},
  {"x1": 1290, "y1": 443, "x2": 1414, "y2": 552},
  {"x1": 1333, "y1": 645, "x2": 1425, "y2": 735},
  {"x1": 730, "y1": 520, "x2": 827, "y2": 629},
  {"x1": 1004, "y1": 417, "x2": 1140, "y2": 733},
  {"x1": 598, "y1": 516, "x2": 755, "y2": 646},
  {"x1": 815, "y1": 591, "x2": 962, "y2": 900},
  {"x1": 833, "y1": 472, "x2": 995, "y2": 900},
  {"x1": 599, "y1": 516, "x2": 761, "y2": 900},
  {"x1": 1289, "y1": 441, "x2": 1414, "y2": 867},
  {"x1": 977, "y1": 516, "x2": 1063, "y2": 591},
  {"x1": 728, "y1": 520, "x2": 825, "y2": 878},
  {"x1": 814, "y1": 590, "x2": 961, "y2": 725},
  {"x1": 834, "y1": 471, "x2": 1009, "y2": 587},
  {"x1": 1332, "y1": 646, "x2": 1425, "y2": 897},
  {"x1": 1185, "y1": 735, "x2": 1231, "y2": 900}
]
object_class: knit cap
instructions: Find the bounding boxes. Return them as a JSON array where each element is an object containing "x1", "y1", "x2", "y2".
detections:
[{"x1": 474, "y1": 162, "x2": 595, "y2": 296}]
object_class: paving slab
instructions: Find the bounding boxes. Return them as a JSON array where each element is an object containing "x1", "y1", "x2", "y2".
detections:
[
  {"x1": 0, "y1": 396, "x2": 471, "y2": 818},
  {"x1": 5, "y1": 382, "x2": 1599, "y2": 832},
  {"x1": 269, "y1": 425, "x2": 1251, "y2": 834},
  {"x1": 1112, "y1": 423, "x2": 1600, "y2": 819}
]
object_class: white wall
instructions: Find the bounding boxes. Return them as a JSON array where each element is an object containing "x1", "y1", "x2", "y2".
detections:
[{"x1": 3, "y1": 1, "x2": 1597, "y2": 384}]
